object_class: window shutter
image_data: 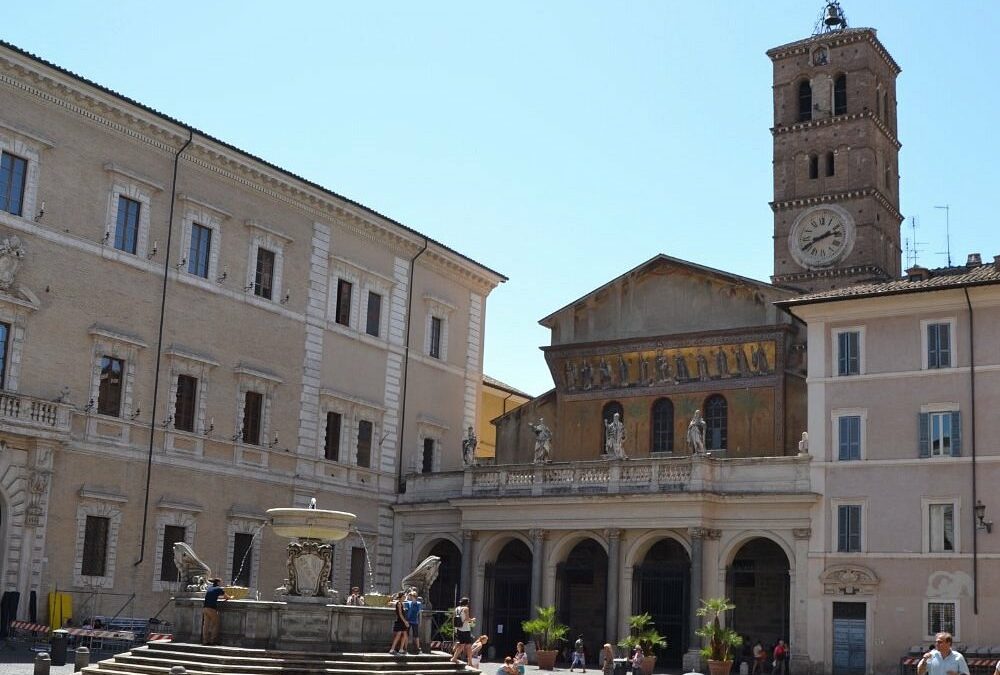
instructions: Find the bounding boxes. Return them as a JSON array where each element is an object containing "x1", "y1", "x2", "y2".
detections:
[
  {"x1": 950, "y1": 411, "x2": 962, "y2": 456},
  {"x1": 918, "y1": 413, "x2": 930, "y2": 458}
]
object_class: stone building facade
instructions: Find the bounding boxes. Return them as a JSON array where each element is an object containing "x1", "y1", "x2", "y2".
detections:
[{"x1": 0, "y1": 40, "x2": 504, "y2": 623}]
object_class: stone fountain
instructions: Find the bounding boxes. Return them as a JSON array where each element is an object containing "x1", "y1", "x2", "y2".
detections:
[
  {"x1": 170, "y1": 502, "x2": 432, "y2": 652},
  {"x1": 267, "y1": 505, "x2": 355, "y2": 600}
]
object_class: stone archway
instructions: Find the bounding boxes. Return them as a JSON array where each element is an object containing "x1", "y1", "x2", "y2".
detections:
[
  {"x1": 632, "y1": 538, "x2": 690, "y2": 667},
  {"x1": 484, "y1": 539, "x2": 532, "y2": 659},
  {"x1": 425, "y1": 539, "x2": 462, "y2": 640},
  {"x1": 558, "y1": 538, "x2": 607, "y2": 665},
  {"x1": 726, "y1": 537, "x2": 790, "y2": 647}
]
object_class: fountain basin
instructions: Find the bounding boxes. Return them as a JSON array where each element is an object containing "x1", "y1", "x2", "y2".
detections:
[{"x1": 266, "y1": 508, "x2": 355, "y2": 541}]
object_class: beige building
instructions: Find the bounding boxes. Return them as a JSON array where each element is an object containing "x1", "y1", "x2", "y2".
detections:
[
  {"x1": 0, "y1": 40, "x2": 504, "y2": 625},
  {"x1": 780, "y1": 257, "x2": 1000, "y2": 674}
]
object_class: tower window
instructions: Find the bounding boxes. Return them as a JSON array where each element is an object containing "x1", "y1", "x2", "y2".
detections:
[
  {"x1": 798, "y1": 80, "x2": 813, "y2": 122},
  {"x1": 826, "y1": 152, "x2": 835, "y2": 177},
  {"x1": 808, "y1": 154, "x2": 819, "y2": 180},
  {"x1": 834, "y1": 75, "x2": 847, "y2": 115}
]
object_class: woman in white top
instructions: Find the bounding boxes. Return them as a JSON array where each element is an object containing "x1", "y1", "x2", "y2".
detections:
[{"x1": 450, "y1": 597, "x2": 476, "y2": 664}]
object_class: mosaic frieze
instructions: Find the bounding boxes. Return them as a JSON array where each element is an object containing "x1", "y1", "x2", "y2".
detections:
[{"x1": 559, "y1": 340, "x2": 776, "y2": 393}]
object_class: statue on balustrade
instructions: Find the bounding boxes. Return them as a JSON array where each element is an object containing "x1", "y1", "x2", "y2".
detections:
[
  {"x1": 686, "y1": 409, "x2": 706, "y2": 453},
  {"x1": 529, "y1": 418, "x2": 552, "y2": 463},
  {"x1": 462, "y1": 426, "x2": 478, "y2": 466},
  {"x1": 604, "y1": 412, "x2": 627, "y2": 459}
]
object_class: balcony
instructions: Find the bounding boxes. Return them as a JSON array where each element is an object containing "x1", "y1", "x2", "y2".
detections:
[
  {"x1": 0, "y1": 391, "x2": 74, "y2": 437},
  {"x1": 401, "y1": 453, "x2": 813, "y2": 503}
]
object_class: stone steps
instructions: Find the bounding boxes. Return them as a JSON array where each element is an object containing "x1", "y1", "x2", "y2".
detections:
[{"x1": 80, "y1": 643, "x2": 480, "y2": 675}]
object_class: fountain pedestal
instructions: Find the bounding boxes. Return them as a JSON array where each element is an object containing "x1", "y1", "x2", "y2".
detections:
[{"x1": 266, "y1": 507, "x2": 354, "y2": 599}]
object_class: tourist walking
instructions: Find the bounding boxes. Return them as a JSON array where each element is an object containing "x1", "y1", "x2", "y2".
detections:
[
  {"x1": 571, "y1": 634, "x2": 587, "y2": 672},
  {"x1": 201, "y1": 578, "x2": 230, "y2": 645},
  {"x1": 514, "y1": 641, "x2": 528, "y2": 675},
  {"x1": 450, "y1": 596, "x2": 476, "y2": 664},
  {"x1": 917, "y1": 632, "x2": 970, "y2": 675},
  {"x1": 773, "y1": 639, "x2": 788, "y2": 675},
  {"x1": 752, "y1": 640, "x2": 766, "y2": 675},
  {"x1": 404, "y1": 591, "x2": 422, "y2": 653},
  {"x1": 388, "y1": 592, "x2": 409, "y2": 655},
  {"x1": 601, "y1": 643, "x2": 615, "y2": 675}
]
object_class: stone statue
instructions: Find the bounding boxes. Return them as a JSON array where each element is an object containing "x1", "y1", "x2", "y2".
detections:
[
  {"x1": 173, "y1": 542, "x2": 212, "y2": 592},
  {"x1": 598, "y1": 357, "x2": 613, "y2": 388},
  {"x1": 604, "y1": 412, "x2": 626, "y2": 458},
  {"x1": 400, "y1": 555, "x2": 441, "y2": 606},
  {"x1": 462, "y1": 426, "x2": 478, "y2": 466},
  {"x1": 798, "y1": 431, "x2": 809, "y2": 454},
  {"x1": 686, "y1": 410, "x2": 706, "y2": 453},
  {"x1": 0, "y1": 235, "x2": 24, "y2": 291},
  {"x1": 579, "y1": 361, "x2": 593, "y2": 390},
  {"x1": 529, "y1": 418, "x2": 552, "y2": 463},
  {"x1": 617, "y1": 355, "x2": 629, "y2": 386}
]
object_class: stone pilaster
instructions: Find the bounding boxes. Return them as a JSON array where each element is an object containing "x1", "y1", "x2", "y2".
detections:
[
  {"x1": 682, "y1": 527, "x2": 708, "y2": 673},
  {"x1": 461, "y1": 531, "x2": 476, "y2": 597},
  {"x1": 605, "y1": 529, "x2": 622, "y2": 643},
  {"x1": 530, "y1": 529, "x2": 546, "y2": 615}
]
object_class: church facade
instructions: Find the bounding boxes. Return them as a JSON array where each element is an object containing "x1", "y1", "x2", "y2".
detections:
[{"x1": 395, "y1": 12, "x2": 919, "y2": 675}]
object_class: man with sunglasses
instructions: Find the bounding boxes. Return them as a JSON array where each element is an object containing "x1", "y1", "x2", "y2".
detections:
[{"x1": 917, "y1": 632, "x2": 969, "y2": 675}]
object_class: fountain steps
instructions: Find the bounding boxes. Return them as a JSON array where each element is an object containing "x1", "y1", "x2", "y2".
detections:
[{"x1": 80, "y1": 643, "x2": 480, "y2": 675}]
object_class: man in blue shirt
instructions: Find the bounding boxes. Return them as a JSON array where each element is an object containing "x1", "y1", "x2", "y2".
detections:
[
  {"x1": 202, "y1": 578, "x2": 230, "y2": 645},
  {"x1": 917, "y1": 632, "x2": 970, "y2": 675},
  {"x1": 404, "y1": 590, "x2": 422, "y2": 653}
]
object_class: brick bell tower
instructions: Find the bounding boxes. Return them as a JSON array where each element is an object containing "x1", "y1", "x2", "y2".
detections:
[{"x1": 769, "y1": 2, "x2": 903, "y2": 293}]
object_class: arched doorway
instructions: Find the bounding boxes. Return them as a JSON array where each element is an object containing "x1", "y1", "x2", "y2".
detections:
[
  {"x1": 632, "y1": 538, "x2": 689, "y2": 667},
  {"x1": 727, "y1": 538, "x2": 790, "y2": 647},
  {"x1": 426, "y1": 539, "x2": 462, "y2": 639},
  {"x1": 558, "y1": 539, "x2": 607, "y2": 664},
  {"x1": 484, "y1": 539, "x2": 532, "y2": 659}
]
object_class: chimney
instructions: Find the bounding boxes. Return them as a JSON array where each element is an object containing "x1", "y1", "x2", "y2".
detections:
[
  {"x1": 906, "y1": 265, "x2": 930, "y2": 282},
  {"x1": 967, "y1": 253, "x2": 982, "y2": 267},
  {"x1": 995, "y1": 255, "x2": 1000, "y2": 272}
]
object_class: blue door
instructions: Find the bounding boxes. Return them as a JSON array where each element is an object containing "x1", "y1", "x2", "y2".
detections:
[{"x1": 832, "y1": 602, "x2": 866, "y2": 675}]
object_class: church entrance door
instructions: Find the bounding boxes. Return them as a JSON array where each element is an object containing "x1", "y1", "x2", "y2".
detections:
[
  {"x1": 426, "y1": 539, "x2": 462, "y2": 639},
  {"x1": 557, "y1": 538, "x2": 607, "y2": 667},
  {"x1": 483, "y1": 539, "x2": 532, "y2": 659},
  {"x1": 727, "y1": 537, "x2": 790, "y2": 648},
  {"x1": 632, "y1": 538, "x2": 689, "y2": 668}
]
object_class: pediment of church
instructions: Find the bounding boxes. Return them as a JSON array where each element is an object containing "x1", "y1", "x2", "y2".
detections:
[
  {"x1": 539, "y1": 254, "x2": 795, "y2": 347},
  {"x1": 820, "y1": 564, "x2": 880, "y2": 596}
]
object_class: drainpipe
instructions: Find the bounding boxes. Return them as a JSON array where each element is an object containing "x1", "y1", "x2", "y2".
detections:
[
  {"x1": 396, "y1": 238, "x2": 429, "y2": 494},
  {"x1": 135, "y1": 129, "x2": 193, "y2": 566},
  {"x1": 963, "y1": 287, "x2": 979, "y2": 613}
]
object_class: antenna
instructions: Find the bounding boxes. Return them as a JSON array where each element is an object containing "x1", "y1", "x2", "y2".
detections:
[
  {"x1": 934, "y1": 205, "x2": 952, "y2": 267},
  {"x1": 905, "y1": 216, "x2": 927, "y2": 269}
]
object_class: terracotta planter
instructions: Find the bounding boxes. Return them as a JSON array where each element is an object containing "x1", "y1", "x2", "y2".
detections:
[
  {"x1": 535, "y1": 649, "x2": 558, "y2": 670},
  {"x1": 707, "y1": 659, "x2": 733, "y2": 675},
  {"x1": 641, "y1": 654, "x2": 657, "y2": 675}
]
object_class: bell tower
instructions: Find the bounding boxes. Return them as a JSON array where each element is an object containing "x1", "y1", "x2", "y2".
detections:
[{"x1": 769, "y1": 3, "x2": 903, "y2": 293}]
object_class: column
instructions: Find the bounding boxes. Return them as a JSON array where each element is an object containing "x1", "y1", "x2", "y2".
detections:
[
  {"x1": 683, "y1": 527, "x2": 707, "y2": 673},
  {"x1": 461, "y1": 531, "x2": 474, "y2": 597},
  {"x1": 530, "y1": 529, "x2": 546, "y2": 616},
  {"x1": 790, "y1": 527, "x2": 812, "y2": 674},
  {"x1": 605, "y1": 529, "x2": 622, "y2": 643}
]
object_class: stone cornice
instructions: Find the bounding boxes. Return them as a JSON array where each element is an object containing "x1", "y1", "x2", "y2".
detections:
[
  {"x1": 767, "y1": 28, "x2": 901, "y2": 76},
  {"x1": 772, "y1": 264, "x2": 890, "y2": 286},
  {"x1": 0, "y1": 46, "x2": 505, "y2": 295},
  {"x1": 770, "y1": 188, "x2": 903, "y2": 223},
  {"x1": 771, "y1": 110, "x2": 901, "y2": 150}
]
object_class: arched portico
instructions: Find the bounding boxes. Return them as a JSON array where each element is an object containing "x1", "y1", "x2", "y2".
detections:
[
  {"x1": 631, "y1": 538, "x2": 690, "y2": 668},
  {"x1": 557, "y1": 538, "x2": 608, "y2": 663},
  {"x1": 724, "y1": 536, "x2": 791, "y2": 647},
  {"x1": 483, "y1": 538, "x2": 532, "y2": 659}
]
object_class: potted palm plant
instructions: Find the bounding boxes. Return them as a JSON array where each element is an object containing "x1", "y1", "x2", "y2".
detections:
[
  {"x1": 618, "y1": 612, "x2": 667, "y2": 675},
  {"x1": 521, "y1": 606, "x2": 568, "y2": 670},
  {"x1": 695, "y1": 598, "x2": 743, "y2": 675}
]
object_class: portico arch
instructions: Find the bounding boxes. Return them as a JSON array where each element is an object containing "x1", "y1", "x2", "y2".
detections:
[
  {"x1": 632, "y1": 537, "x2": 690, "y2": 668},
  {"x1": 483, "y1": 537, "x2": 533, "y2": 659},
  {"x1": 724, "y1": 536, "x2": 791, "y2": 647},
  {"x1": 557, "y1": 537, "x2": 608, "y2": 664}
]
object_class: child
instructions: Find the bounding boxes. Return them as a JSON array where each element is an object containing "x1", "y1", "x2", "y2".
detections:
[{"x1": 631, "y1": 646, "x2": 644, "y2": 675}]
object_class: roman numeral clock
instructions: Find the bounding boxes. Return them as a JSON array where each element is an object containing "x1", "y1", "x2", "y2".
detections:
[{"x1": 788, "y1": 205, "x2": 856, "y2": 270}]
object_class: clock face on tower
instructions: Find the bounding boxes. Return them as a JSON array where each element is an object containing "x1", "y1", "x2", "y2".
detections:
[{"x1": 788, "y1": 205, "x2": 856, "y2": 270}]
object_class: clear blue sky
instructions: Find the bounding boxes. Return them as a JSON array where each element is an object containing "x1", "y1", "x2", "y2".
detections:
[{"x1": 4, "y1": 2, "x2": 996, "y2": 396}]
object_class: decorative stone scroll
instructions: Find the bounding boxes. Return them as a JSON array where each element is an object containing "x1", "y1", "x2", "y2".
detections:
[
  {"x1": 0, "y1": 235, "x2": 25, "y2": 290},
  {"x1": 820, "y1": 564, "x2": 879, "y2": 596},
  {"x1": 277, "y1": 540, "x2": 334, "y2": 598}
]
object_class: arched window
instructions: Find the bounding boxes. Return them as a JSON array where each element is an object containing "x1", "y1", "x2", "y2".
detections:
[
  {"x1": 808, "y1": 154, "x2": 819, "y2": 180},
  {"x1": 798, "y1": 81, "x2": 813, "y2": 122},
  {"x1": 651, "y1": 398, "x2": 674, "y2": 453},
  {"x1": 826, "y1": 151, "x2": 835, "y2": 177},
  {"x1": 602, "y1": 401, "x2": 623, "y2": 453},
  {"x1": 704, "y1": 395, "x2": 727, "y2": 450},
  {"x1": 834, "y1": 75, "x2": 847, "y2": 115}
]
